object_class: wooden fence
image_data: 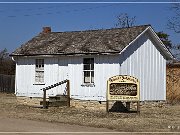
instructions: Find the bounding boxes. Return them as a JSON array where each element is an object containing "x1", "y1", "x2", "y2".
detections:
[
  {"x1": 166, "y1": 63, "x2": 180, "y2": 104},
  {"x1": 0, "y1": 74, "x2": 15, "y2": 93}
]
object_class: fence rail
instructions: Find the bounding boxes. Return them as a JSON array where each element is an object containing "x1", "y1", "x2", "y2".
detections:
[{"x1": 0, "y1": 74, "x2": 15, "y2": 93}]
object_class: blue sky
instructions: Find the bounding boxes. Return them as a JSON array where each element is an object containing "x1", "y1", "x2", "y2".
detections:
[{"x1": 0, "y1": 0, "x2": 179, "y2": 53}]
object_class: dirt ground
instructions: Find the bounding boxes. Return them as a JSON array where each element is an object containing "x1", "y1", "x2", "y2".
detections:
[
  {"x1": 0, "y1": 117, "x2": 117, "y2": 135},
  {"x1": 0, "y1": 93, "x2": 180, "y2": 133}
]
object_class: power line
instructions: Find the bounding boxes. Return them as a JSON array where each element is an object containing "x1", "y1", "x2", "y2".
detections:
[
  {"x1": 0, "y1": 4, "x2": 75, "y2": 14},
  {"x1": 0, "y1": 1, "x2": 180, "y2": 4},
  {"x1": 3, "y1": 4, "x2": 117, "y2": 18}
]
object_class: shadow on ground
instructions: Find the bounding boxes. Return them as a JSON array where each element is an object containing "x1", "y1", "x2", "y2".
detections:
[{"x1": 109, "y1": 101, "x2": 137, "y2": 113}]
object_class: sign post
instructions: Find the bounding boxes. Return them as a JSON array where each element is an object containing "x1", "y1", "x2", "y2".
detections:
[{"x1": 107, "y1": 75, "x2": 140, "y2": 113}]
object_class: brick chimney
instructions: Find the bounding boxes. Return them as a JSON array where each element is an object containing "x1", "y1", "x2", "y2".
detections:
[{"x1": 42, "y1": 27, "x2": 51, "y2": 34}]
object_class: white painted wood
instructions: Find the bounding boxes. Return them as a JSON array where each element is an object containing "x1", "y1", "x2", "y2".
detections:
[
  {"x1": 119, "y1": 33, "x2": 167, "y2": 101},
  {"x1": 57, "y1": 57, "x2": 69, "y2": 95},
  {"x1": 44, "y1": 57, "x2": 58, "y2": 96},
  {"x1": 16, "y1": 57, "x2": 43, "y2": 97},
  {"x1": 15, "y1": 57, "x2": 59, "y2": 97},
  {"x1": 67, "y1": 55, "x2": 120, "y2": 101},
  {"x1": 14, "y1": 30, "x2": 167, "y2": 101}
]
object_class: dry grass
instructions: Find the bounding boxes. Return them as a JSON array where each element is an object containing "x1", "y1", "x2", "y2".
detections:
[{"x1": 0, "y1": 93, "x2": 180, "y2": 132}]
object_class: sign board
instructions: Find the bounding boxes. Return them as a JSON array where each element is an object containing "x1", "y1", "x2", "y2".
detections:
[{"x1": 107, "y1": 75, "x2": 140, "y2": 101}]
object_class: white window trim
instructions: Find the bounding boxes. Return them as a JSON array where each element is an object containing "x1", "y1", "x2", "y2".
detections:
[
  {"x1": 34, "y1": 59, "x2": 45, "y2": 85},
  {"x1": 82, "y1": 57, "x2": 95, "y2": 86}
]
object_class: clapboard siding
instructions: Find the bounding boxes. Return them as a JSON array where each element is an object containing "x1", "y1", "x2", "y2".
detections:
[
  {"x1": 15, "y1": 32, "x2": 167, "y2": 101},
  {"x1": 16, "y1": 57, "x2": 59, "y2": 97},
  {"x1": 16, "y1": 58, "x2": 37, "y2": 96},
  {"x1": 119, "y1": 33, "x2": 166, "y2": 101},
  {"x1": 69, "y1": 55, "x2": 120, "y2": 101},
  {"x1": 44, "y1": 57, "x2": 58, "y2": 96},
  {"x1": 15, "y1": 55, "x2": 120, "y2": 100}
]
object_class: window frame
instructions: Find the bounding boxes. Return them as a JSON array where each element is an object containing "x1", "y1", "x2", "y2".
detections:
[
  {"x1": 34, "y1": 59, "x2": 45, "y2": 85},
  {"x1": 82, "y1": 57, "x2": 94, "y2": 84}
]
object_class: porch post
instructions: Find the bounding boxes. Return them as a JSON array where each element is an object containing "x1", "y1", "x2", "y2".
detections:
[
  {"x1": 67, "y1": 80, "x2": 70, "y2": 107},
  {"x1": 43, "y1": 90, "x2": 47, "y2": 109}
]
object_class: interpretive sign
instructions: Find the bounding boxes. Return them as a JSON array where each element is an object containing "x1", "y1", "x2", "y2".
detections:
[{"x1": 107, "y1": 75, "x2": 140, "y2": 101}]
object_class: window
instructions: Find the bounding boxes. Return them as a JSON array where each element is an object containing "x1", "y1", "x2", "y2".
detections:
[
  {"x1": 83, "y1": 58, "x2": 94, "y2": 83},
  {"x1": 35, "y1": 59, "x2": 44, "y2": 83}
]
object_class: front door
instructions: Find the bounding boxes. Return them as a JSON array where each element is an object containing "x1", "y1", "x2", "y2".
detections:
[{"x1": 56, "y1": 57, "x2": 69, "y2": 95}]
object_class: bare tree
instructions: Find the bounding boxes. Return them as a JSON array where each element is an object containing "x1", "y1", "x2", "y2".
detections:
[
  {"x1": 157, "y1": 31, "x2": 172, "y2": 49},
  {"x1": 0, "y1": 48, "x2": 15, "y2": 75},
  {"x1": 168, "y1": 2, "x2": 180, "y2": 33},
  {"x1": 115, "y1": 13, "x2": 136, "y2": 28},
  {"x1": 0, "y1": 48, "x2": 8, "y2": 61}
]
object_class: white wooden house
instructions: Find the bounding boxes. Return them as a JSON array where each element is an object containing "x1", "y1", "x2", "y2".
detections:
[{"x1": 11, "y1": 25, "x2": 173, "y2": 101}]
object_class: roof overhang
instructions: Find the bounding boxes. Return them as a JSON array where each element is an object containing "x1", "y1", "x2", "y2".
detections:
[
  {"x1": 10, "y1": 51, "x2": 120, "y2": 58},
  {"x1": 119, "y1": 26, "x2": 175, "y2": 61},
  {"x1": 11, "y1": 25, "x2": 175, "y2": 61},
  {"x1": 147, "y1": 26, "x2": 174, "y2": 60}
]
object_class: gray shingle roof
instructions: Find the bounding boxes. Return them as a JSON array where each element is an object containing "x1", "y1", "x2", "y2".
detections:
[{"x1": 11, "y1": 25, "x2": 150, "y2": 56}]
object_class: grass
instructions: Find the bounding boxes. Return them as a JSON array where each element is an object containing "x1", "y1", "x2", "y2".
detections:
[{"x1": 0, "y1": 93, "x2": 180, "y2": 132}]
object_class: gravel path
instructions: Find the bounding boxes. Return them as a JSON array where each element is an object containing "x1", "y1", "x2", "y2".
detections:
[{"x1": 0, "y1": 117, "x2": 117, "y2": 135}]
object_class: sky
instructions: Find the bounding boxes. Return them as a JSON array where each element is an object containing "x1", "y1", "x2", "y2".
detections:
[{"x1": 0, "y1": 0, "x2": 179, "y2": 54}]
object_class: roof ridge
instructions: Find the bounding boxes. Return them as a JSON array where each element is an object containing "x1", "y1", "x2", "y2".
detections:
[{"x1": 51, "y1": 24, "x2": 151, "y2": 34}]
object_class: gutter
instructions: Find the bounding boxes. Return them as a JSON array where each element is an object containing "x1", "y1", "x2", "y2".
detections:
[{"x1": 10, "y1": 51, "x2": 120, "y2": 57}]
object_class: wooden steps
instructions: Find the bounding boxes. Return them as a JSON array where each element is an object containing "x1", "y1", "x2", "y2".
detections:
[{"x1": 40, "y1": 95, "x2": 68, "y2": 107}]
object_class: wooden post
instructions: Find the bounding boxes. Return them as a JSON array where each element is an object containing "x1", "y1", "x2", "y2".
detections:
[
  {"x1": 137, "y1": 101, "x2": 140, "y2": 115},
  {"x1": 67, "y1": 80, "x2": 70, "y2": 107},
  {"x1": 10, "y1": 75, "x2": 14, "y2": 93},
  {"x1": 126, "y1": 102, "x2": 130, "y2": 111},
  {"x1": 106, "y1": 100, "x2": 109, "y2": 113},
  {"x1": 106, "y1": 80, "x2": 109, "y2": 113},
  {"x1": 43, "y1": 90, "x2": 47, "y2": 109}
]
